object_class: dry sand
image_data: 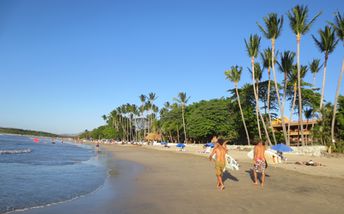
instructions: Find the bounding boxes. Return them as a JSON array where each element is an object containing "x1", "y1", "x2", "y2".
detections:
[
  {"x1": 20, "y1": 145, "x2": 344, "y2": 214},
  {"x1": 149, "y1": 144, "x2": 344, "y2": 179}
]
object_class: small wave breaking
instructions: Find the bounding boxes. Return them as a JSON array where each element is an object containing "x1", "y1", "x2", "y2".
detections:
[{"x1": 0, "y1": 148, "x2": 32, "y2": 155}]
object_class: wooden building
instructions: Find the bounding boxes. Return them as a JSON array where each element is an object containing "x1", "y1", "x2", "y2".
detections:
[{"x1": 271, "y1": 117, "x2": 317, "y2": 145}]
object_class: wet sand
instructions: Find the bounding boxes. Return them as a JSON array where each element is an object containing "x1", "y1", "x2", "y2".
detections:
[{"x1": 20, "y1": 145, "x2": 344, "y2": 214}]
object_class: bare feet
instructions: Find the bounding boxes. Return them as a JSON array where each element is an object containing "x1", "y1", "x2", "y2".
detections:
[
  {"x1": 254, "y1": 182, "x2": 258, "y2": 185},
  {"x1": 218, "y1": 185, "x2": 225, "y2": 191}
]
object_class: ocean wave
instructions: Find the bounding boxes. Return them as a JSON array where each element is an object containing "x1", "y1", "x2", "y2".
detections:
[{"x1": 0, "y1": 148, "x2": 32, "y2": 155}]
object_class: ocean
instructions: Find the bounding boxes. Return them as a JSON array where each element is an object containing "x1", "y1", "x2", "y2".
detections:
[{"x1": 0, "y1": 134, "x2": 107, "y2": 213}]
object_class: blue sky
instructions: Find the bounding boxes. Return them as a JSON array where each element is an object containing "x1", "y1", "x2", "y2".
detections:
[{"x1": 0, "y1": 0, "x2": 343, "y2": 134}]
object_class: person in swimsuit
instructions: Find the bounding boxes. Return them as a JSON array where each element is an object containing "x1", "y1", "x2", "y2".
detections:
[
  {"x1": 209, "y1": 138, "x2": 228, "y2": 190},
  {"x1": 253, "y1": 140, "x2": 266, "y2": 187}
]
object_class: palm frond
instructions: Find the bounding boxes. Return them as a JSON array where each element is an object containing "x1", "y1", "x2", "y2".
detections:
[
  {"x1": 245, "y1": 34, "x2": 261, "y2": 58},
  {"x1": 312, "y1": 26, "x2": 339, "y2": 54},
  {"x1": 309, "y1": 59, "x2": 322, "y2": 74},
  {"x1": 288, "y1": 5, "x2": 321, "y2": 36},
  {"x1": 257, "y1": 13, "x2": 283, "y2": 40}
]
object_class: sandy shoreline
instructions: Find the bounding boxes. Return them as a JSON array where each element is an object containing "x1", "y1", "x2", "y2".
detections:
[{"x1": 19, "y1": 145, "x2": 344, "y2": 214}]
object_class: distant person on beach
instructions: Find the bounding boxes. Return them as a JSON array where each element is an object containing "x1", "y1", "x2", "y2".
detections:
[
  {"x1": 96, "y1": 142, "x2": 100, "y2": 152},
  {"x1": 253, "y1": 140, "x2": 266, "y2": 187},
  {"x1": 209, "y1": 138, "x2": 228, "y2": 190},
  {"x1": 211, "y1": 135, "x2": 218, "y2": 143}
]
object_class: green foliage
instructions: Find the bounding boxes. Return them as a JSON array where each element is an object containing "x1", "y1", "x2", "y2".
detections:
[
  {"x1": 80, "y1": 125, "x2": 118, "y2": 140},
  {"x1": 187, "y1": 99, "x2": 237, "y2": 143},
  {"x1": 312, "y1": 26, "x2": 339, "y2": 55},
  {"x1": 160, "y1": 103, "x2": 183, "y2": 141},
  {"x1": 0, "y1": 127, "x2": 59, "y2": 137},
  {"x1": 245, "y1": 34, "x2": 261, "y2": 58},
  {"x1": 313, "y1": 104, "x2": 333, "y2": 146},
  {"x1": 257, "y1": 13, "x2": 284, "y2": 40},
  {"x1": 335, "y1": 96, "x2": 344, "y2": 140},
  {"x1": 225, "y1": 65, "x2": 242, "y2": 84},
  {"x1": 288, "y1": 5, "x2": 321, "y2": 36},
  {"x1": 329, "y1": 11, "x2": 344, "y2": 42},
  {"x1": 309, "y1": 58, "x2": 322, "y2": 75}
]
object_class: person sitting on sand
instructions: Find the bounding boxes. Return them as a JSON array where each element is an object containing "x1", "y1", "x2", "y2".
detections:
[
  {"x1": 253, "y1": 140, "x2": 266, "y2": 187},
  {"x1": 209, "y1": 138, "x2": 228, "y2": 190}
]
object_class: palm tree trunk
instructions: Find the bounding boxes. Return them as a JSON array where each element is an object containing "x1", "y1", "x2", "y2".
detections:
[
  {"x1": 176, "y1": 124, "x2": 180, "y2": 143},
  {"x1": 257, "y1": 82, "x2": 272, "y2": 145},
  {"x1": 235, "y1": 85, "x2": 251, "y2": 145},
  {"x1": 331, "y1": 59, "x2": 344, "y2": 147},
  {"x1": 147, "y1": 114, "x2": 149, "y2": 134},
  {"x1": 252, "y1": 58, "x2": 271, "y2": 145},
  {"x1": 267, "y1": 73, "x2": 277, "y2": 145},
  {"x1": 305, "y1": 120, "x2": 309, "y2": 146},
  {"x1": 271, "y1": 39, "x2": 288, "y2": 145},
  {"x1": 169, "y1": 131, "x2": 172, "y2": 143},
  {"x1": 251, "y1": 58, "x2": 262, "y2": 139},
  {"x1": 288, "y1": 84, "x2": 297, "y2": 145},
  {"x1": 297, "y1": 35, "x2": 305, "y2": 146},
  {"x1": 182, "y1": 105, "x2": 187, "y2": 143},
  {"x1": 320, "y1": 55, "x2": 329, "y2": 109}
]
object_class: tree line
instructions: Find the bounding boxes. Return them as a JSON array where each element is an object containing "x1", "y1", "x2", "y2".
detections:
[{"x1": 80, "y1": 6, "x2": 344, "y2": 152}]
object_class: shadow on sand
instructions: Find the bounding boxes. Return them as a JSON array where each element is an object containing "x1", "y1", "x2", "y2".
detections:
[
  {"x1": 245, "y1": 169, "x2": 270, "y2": 183},
  {"x1": 223, "y1": 171, "x2": 239, "y2": 183}
]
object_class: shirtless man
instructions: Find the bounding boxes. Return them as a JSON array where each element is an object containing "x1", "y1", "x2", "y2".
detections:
[
  {"x1": 209, "y1": 139, "x2": 228, "y2": 190},
  {"x1": 253, "y1": 140, "x2": 266, "y2": 187}
]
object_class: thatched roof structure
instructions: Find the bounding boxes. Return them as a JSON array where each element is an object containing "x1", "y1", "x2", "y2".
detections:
[{"x1": 145, "y1": 133, "x2": 162, "y2": 141}]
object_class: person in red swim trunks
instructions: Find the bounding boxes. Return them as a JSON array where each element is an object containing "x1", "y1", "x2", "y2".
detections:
[{"x1": 253, "y1": 140, "x2": 266, "y2": 187}]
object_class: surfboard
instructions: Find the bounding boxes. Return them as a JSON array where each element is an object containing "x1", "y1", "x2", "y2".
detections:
[
  {"x1": 226, "y1": 155, "x2": 240, "y2": 171},
  {"x1": 247, "y1": 149, "x2": 281, "y2": 164},
  {"x1": 212, "y1": 154, "x2": 240, "y2": 171}
]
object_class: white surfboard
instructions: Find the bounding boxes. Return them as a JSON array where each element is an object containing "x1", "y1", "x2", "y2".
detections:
[
  {"x1": 212, "y1": 154, "x2": 240, "y2": 171},
  {"x1": 247, "y1": 149, "x2": 281, "y2": 164}
]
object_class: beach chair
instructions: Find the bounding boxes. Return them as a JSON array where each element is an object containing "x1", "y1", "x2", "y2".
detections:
[{"x1": 204, "y1": 146, "x2": 212, "y2": 154}]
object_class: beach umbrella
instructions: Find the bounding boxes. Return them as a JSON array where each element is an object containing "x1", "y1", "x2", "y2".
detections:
[
  {"x1": 205, "y1": 142, "x2": 215, "y2": 148},
  {"x1": 271, "y1": 143, "x2": 293, "y2": 152},
  {"x1": 176, "y1": 143, "x2": 185, "y2": 148}
]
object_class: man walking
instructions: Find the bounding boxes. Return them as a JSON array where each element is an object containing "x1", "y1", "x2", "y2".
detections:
[
  {"x1": 253, "y1": 140, "x2": 266, "y2": 187},
  {"x1": 209, "y1": 139, "x2": 227, "y2": 190}
]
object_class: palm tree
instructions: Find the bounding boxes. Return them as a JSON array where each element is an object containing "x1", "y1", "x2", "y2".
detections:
[
  {"x1": 102, "y1": 114, "x2": 107, "y2": 122},
  {"x1": 131, "y1": 104, "x2": 139, "y2": 142},
  {"x1": 308, "y1": 59, "x2": 322, "y2": 134},
  {"x1": 287, "y1": 65, "x2": 308, "y2": 145},
  {"x1": 329, "y1": 12, "x2": 344, "y2": 146},
  {"x1": 151, "y1": 104, "x2": 159, "y2": 132},
  {"x1": 261, "y1": 48, "x2": 278, "y2": 144},
  {"x1": 174, "y1": 92, "x2": 190, "y2": 143},
  {"x1": 110, "y1": 109, "x2": 119, "y2": 131},
  {"x1": 277, "y1": 51, "x2": 296, "y2": 137},
  {"x1": 147, "y1": 93, "x2": 158, "y2": 133},
  {"x1": 312, "y1": 26, "x2": 339, "y2": 109},
  {"x1": 225, "y1": 65, "x2": 251, "y2": 145},
  {"x1": 257, "y1": 13, "x2": 288, "y2": 144},
  {"x1": 245, "y1": 34, "x2": 271, "y2": 144},
  {"x1": 288, "y1": 5, "x2": 321, "y2": 146},
  {"x1": 139, "y1": 94, "x2": 147, "y2": 140},
  {"x1": 309, "y1": 59, "x2": 322, "y2": 89},
  {"x1": 245, "y1": 35, "x2": 261, "y2": 139}
]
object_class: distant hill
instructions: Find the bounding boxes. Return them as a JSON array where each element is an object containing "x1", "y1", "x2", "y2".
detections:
[{"x1": 0, "y1": 127, "x2": 60, "y2": 138}]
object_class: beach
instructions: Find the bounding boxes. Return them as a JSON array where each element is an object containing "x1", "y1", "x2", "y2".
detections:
[{"x1": 19, "y1": 144, "x2": 344, "y2": 214}]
